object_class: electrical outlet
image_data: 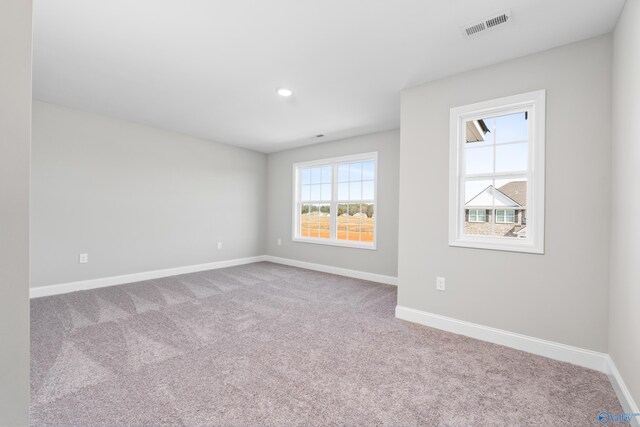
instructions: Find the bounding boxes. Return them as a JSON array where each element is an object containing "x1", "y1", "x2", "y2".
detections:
[
  {"x1": 436, "y1": 276, "x2": 446, "y2": 291},
  {"x1": 79, "y1": 253, "x2": 89, "y2": 264},
  {"x1": 277, "y1": 238, "x2": 282, "y2": 246},
  {"x1": 217, "y1": 242, "x2": 222, "y2": 250}
]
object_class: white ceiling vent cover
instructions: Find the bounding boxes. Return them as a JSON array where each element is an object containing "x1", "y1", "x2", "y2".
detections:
[{"x1": 463, "y1": 10, "x2": 512, "y2": 38}]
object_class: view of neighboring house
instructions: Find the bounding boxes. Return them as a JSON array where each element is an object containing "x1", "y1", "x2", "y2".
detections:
[
  {"x1": 465, "y1": 118, "x2": 490, "y2": 142},
  {"x1": 464, "y1": 181, "x2": 527, "y2": 238}
]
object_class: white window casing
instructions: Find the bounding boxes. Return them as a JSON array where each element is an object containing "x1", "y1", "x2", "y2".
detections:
[
  {"x1": 449, "y1": 90, "x2": 545, "y2": 254},
  {"x1": 293, "y1": 152, "x2": 378, "y2": 250}
]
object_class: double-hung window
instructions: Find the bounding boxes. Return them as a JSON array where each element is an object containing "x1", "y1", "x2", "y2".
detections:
[
  {"x1": 293, "y1": 152, "x2": 377, "y2": 249},
  {"x1": 449, "y1": 90, "x2": 545, "y2": 253}
]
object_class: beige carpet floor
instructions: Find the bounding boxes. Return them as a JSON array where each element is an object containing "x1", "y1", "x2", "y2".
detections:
[{"x1": 30, "y1": 262, "x2": 622, "y2": 426}]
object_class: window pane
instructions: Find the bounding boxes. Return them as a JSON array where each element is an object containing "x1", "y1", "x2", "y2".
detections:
[
  {"x1": 307, "y1": 204, "x2": 320, "y2": 238},
  {"x1": 349, "y1": 162, "x2": 362, "y2": 181},
  {"x1": 347, "y1": 222, "x2": 361, "y2": 241},
  {"x1": 357, "y1": 203, "x2": 368, "y2": 218},
  {"x1": 337, "y1": 204, "x2": 348, "y2": 241},
  {"x1": 321, "y1": 183, "x2": 332, "y2": 201},
  {"x1": 465, "y1": 118, "x2": 492, "y2": 147},
  {"x1": 301, "y1": 184, "x2": 311, "y2": 201},
  {"x1": 347, "y1": 204, "x2": 362, "y2": 241},
  {"x1": 494, "y1": 178, "x2": 527, "y2": 206},
  {"x1": 310, "y1": 184, "x2": 321, "y2": 200},
  {"x1": 495, "y1": 112, "x2": 528, "y2": 143},
  {"x1": 310, "y1": 167, "x2": 322, "y2": 184},
  {"x1": 321, "y1": 166, "x2": 332, "y2": 184},
  {"x1": 362, "y1": 161, "x2": 375, "y2": 180},
  {"x1": 338, "y1": 183, "x2": 349, "y2": 200},
  {"x1": 464, "y1": 180, "x2": 493, "y2": 237},
  {"x1": 465, "y1": 112, "x2": 529, "y2": 177},
  {"x1": 349, "y1": 181, "x2": 361, "y2": 200},
  {"x1": 361, "y1": 204, "x2": 374, "y2": 242},
  {"x1": 300, "y1": 204, "x2": 311, "y2": 237},
  {"x1": 465, "y1": 146, "x2": 493, "y2": 175},
  {"x1": 318, "y1": 204, "x2": 330, "y2": 239},
  {"x1": 341, "y1": 204, "x2": 374, "y2": 243},
  {"x1": 301, "y1": 168, "x2": 311, "y2": 185},
  {"x1": 493, "y1": 179, "x2": 527, "y2": 237},
  {"x1": 338, "y1": 164, "x2": 349, "y2": 182},
  {"x1": 465, "y1": 180, "x2": 492, "y2": 205},
  {"x1": 465, "y1": 177, "x2": 524, "y2": 239},
  {"x1": 362, "y1": 181, "x2": 374, "y2": 200},
  {"x1": 495, "y1": 142, "x2": 528, "y2": 173}
]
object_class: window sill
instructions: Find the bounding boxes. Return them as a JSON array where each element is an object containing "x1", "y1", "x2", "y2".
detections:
[
  {"x1": 292, "y1": 237, "x2": 377, "y2": 250},
  {"x1": 450, "y1": 237, "x2": 543, "y2": 254}
]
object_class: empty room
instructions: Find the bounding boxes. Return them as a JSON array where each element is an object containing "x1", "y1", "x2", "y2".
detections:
[{"x1": 1, "y1": 0, "x2": 639, "y2": 426}]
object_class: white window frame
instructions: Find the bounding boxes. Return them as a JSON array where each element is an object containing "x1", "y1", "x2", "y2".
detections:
[
  {"x1": 449, "y1": 90, "x2": 545, "y2": 254},
  {"x1": 292, "y1": 152, "x2": 378, "y2": 250}
]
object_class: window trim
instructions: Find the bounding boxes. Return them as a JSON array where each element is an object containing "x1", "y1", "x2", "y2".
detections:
[
  {"x1": 449, "y1": 90, "x2": 545, "y2": 254},
  {"x1": 292, "y1": 152, "x2": 378, "y2": 250}
]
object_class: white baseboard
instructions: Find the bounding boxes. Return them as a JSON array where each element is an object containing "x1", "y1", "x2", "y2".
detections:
[
  {"x1": 395, "y1": 305, "x2": 608, "y2": 373},
  {"x1": 29, "y1": 255, "x2": 396, "y2": 298},
  {"x1": 264, "y1": 255, "x2": 398, "y2": 286},
  {"x1": 397, "y1": 303, "x2": 639, "y2": 420},
  {"x1": 606, "y1": 356, "x2": 640, "y2": 426},
  {"x1": 29, "y1": 255, "x2": 267, "y2": 298}
]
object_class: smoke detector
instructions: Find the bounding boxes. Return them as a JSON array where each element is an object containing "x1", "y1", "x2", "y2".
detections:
[{"x1": 462, "y1": 10, "x2": 512, "y2": 38}]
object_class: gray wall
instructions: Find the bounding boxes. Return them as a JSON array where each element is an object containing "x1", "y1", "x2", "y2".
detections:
[
  {"x1": 399, "y1": 35, "x2": 612, "y2": 352},
  {"x1": 266, "y1": 130, "x2": 400, "y2": 277},
  {"x1": 0, "y1": 0, "x2": 32, "y2": 424},
  {"x1": 31, "y1": 101, "x2": 267, "y2": 287},
  {"x1": 610, "y1": 0, "x2": 640, "y2": 406}
]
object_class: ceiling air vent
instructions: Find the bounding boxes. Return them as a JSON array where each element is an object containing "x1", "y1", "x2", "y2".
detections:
[
  {"x1": 463, "y1": 10, "x2": 511, "y2": 38},
  {"x1": 465, "y1": 22, "x2": 486, "y2": 37}
]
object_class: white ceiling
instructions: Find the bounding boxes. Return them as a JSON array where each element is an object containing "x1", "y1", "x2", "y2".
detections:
[{"x1": 33, "y1": 0, "x2": 625, "y2": 153}]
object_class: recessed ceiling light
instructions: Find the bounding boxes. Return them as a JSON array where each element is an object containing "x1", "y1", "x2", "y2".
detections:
[{"x1": 277, "y1": 88, "x2": 293, "y2": 97}]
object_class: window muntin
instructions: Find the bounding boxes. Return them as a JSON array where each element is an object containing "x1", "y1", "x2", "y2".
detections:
[
  {"x1": 294, "y1": 153, "x2": 377, "y2": 249},
  {"x1": 449, "y1": 90, "x2": 545, "y2": 254}
]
